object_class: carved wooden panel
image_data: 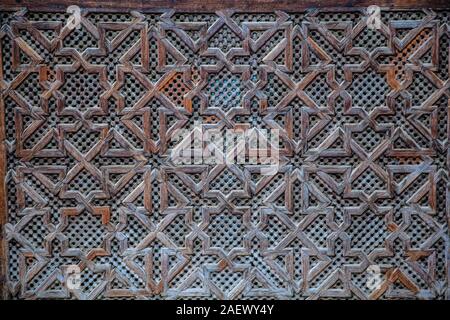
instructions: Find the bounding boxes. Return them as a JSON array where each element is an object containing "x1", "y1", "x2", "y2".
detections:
[{"x1": 0, "y1": 6, "x2": 449, "y2": 300}]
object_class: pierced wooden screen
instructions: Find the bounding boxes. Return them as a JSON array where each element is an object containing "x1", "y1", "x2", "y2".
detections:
[{"x1": 0, "y1": 4, "x2": 449, "y2": 300}]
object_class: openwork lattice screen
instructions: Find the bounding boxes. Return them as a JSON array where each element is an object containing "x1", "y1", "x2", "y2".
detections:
[{"x1": 0, "y1": 3, "x2": 449, "y2": 300}]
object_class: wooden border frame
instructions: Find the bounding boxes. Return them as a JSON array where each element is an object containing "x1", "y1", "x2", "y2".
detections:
[
  {"x1": 0, "y1": 0, "x2": 449, "y2": 300},
  {"x1": 0, "y1": 91, "x2": 6, "y2": 300},
  {"x1": 0, "y1": 0, "x2": 449, "y2": 12}
]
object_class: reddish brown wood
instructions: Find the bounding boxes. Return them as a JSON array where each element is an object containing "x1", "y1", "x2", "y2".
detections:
[
  {"x1": 0, "y1": 2, "x2": 449, "y2": 301},
  {"x1": 0, "y1": 0, "x2": 449, "y2": 12}
]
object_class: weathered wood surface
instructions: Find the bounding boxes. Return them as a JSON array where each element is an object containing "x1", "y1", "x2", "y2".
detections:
[
  {"x1": 0, "y1": 1, "x2": 449, "y2": 11},
  {"x1": 0, "y1": 5, "x2": 449, "y2": 299}
]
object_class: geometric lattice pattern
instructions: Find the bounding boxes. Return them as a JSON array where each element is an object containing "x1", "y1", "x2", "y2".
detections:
[{"x1": 0, "y1": 8, "x2": 449, "y2": 300}]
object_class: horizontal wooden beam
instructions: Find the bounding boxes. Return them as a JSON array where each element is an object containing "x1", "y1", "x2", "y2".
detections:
[{"x1": 0, "y1": 0, "x2": 449, "y2": 12}]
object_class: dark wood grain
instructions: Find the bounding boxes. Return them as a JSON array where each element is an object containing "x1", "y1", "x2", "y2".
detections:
[
  {"x1": 0, "y1": 2, "x2": 449, "y2": 301},
  {"x1": 0, "y1": 97, "x2": 6, "y2": 300},
  {"x1": 0, "y1": 0, "x2": 449, "y2": 12}
]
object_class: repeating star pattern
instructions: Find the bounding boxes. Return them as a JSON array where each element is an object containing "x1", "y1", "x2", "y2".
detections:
[{"x1": 0, "y1": 8, "x2": 449, "y2": 299}]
